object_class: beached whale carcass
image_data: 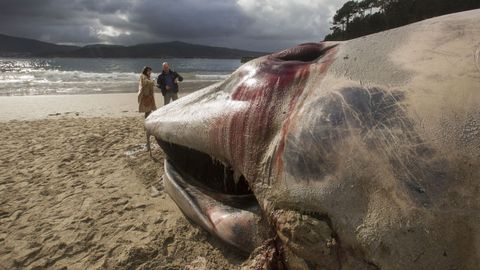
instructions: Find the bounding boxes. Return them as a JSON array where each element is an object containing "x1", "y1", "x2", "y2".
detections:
[{"x1": 146, "y1": 10, "x2": 480, "y2": 270}]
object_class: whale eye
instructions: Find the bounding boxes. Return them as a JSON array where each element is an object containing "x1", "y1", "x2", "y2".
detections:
[{"x1": 270, "y1": 43, "x2": 336, "y2": 63}]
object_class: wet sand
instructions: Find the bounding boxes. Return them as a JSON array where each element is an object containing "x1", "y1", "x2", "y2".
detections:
[
  {"x1": 0, "y1": 93, "x2": 168, "y2": 121},
  {"x1": 0, "y1": 80, "x2": 218, "y2": 121}
]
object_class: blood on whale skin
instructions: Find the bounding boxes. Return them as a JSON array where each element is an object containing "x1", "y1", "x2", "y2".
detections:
[{"x1": 209, "y1": 43, "x2": 338, "y2": 183}]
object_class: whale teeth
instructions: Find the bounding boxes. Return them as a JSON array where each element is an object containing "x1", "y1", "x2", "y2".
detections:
[
  {"x1": 159, "y1": 139, "x2": 252, "y2": 196},
  {"x1": 233, "y1": 169, "x2": 241, "y2": 194},
  {"x1": 223, "y1": 166, "x2": 228, "y2": 193}
]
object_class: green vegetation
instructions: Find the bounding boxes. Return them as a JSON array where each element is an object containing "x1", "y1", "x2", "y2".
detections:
[{"x1": 324, "y1": 0, "x2": 480, "y2": 41}]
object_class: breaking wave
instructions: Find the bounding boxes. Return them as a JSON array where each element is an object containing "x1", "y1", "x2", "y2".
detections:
[{"x1": 0, "y1": 58, "x2": 239, "y2": 96}]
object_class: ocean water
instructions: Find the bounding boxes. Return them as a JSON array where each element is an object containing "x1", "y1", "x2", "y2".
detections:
[{"x1": 0, "y1": 58, "x2": 241, "y2": 96}]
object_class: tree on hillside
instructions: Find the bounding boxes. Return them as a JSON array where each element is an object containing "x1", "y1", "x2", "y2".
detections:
[
  {"x1": 358, "y1": 0, "x2": 381, "y2": 15},
  {"x1": 333, "y1": 1, "x2": 359, "y2": 30},
  {"x1": 325, "y1": 0, "x2": 480, "y2": 41}
]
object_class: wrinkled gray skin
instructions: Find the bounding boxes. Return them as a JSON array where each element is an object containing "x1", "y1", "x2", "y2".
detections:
[{"x1": 146, "y1": 10, "x2": 480, "y2": 269}]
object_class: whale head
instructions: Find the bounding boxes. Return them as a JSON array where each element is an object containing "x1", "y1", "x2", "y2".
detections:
[{"x1": 146, "y1": 9, "x2": 480, "y2": 270}]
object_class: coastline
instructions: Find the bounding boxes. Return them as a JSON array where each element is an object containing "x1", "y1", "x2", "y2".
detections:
[
  {"x1": 0, "y1": 81, "x2": 217, "y2": 121},
  {"x1": 0, "y1": 93, "x2": 165, "y2": 121}
]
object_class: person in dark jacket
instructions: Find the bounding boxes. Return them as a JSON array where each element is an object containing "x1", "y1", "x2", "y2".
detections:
[{"x1": 157, "y1": 62, "x2": 183, "y2": 105}]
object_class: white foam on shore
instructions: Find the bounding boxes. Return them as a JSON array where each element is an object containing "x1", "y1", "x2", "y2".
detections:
[
  {"x1": 0, "y1": 69, "x2": 139, "y2": 95},
  {"x1": 0, "y1": 58, "x2": 237, "y2": 96},
  {"x1": 0, "y1": 71, "x2": 231, "y2": 95}
]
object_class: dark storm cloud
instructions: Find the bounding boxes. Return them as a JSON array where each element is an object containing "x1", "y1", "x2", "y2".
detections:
[
  {"x1": 0, "y1": 0, "x2": 344, "y2": 51},
  {"x1": 129, "y1": 0, "x2": 250, "y2": 37}
]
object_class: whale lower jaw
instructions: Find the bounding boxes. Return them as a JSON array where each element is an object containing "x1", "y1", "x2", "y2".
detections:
[{"x1": 160, "y1": 140, "x2": 270, "y2": 253}]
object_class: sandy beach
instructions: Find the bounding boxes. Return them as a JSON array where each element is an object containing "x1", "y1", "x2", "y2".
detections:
[{"x1": 0, "y1": 89, "x2": 250, "y2": 269}]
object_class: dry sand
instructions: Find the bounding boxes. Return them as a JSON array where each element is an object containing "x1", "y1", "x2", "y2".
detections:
[{"x1": 0, "y1": 116, "x2": 248, "y2": 269}]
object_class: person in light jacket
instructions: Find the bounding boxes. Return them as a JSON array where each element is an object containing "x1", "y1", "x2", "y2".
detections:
[
  {"x1": 138, "y1": 66, "x2": 156, "y2": 118},
  {"x1": 137, "y1": 66, "x2": 156, "y2": 154}
]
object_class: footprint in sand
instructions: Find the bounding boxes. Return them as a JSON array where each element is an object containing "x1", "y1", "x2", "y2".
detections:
[{"x1": 162, "y1": 236, "x2": 175, "y2": 256}]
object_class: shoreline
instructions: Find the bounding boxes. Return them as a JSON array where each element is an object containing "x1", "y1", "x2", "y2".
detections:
[
  {"x1": 0, "y1": 93, "x2": 162, "y2": 121},
  {"x1": 0, "y1": 80, "x2": 220, "y2": 98},
  {"x1": 0, "y1": 81, "x2": 217, "y2": 121}
]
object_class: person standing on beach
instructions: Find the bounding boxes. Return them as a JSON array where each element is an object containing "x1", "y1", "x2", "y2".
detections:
[
  {"x1": 157, "y1": 62, "x2": 183, "y2": 105},
  {"x1": 138, "y1": 66, "x2": 157, "y2": 118},
  {"x1": 138, "y1": 66, "x2": 156, "y2": 154}
]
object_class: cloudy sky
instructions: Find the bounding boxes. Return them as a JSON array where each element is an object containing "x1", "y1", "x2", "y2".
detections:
[{"x1": 0, "y1": 0, "x2": 346, "y2": 52}]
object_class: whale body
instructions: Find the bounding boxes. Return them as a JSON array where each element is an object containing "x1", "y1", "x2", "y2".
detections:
[{"x1": 147, "y1": 10, "x2": 480, "y2": 269}]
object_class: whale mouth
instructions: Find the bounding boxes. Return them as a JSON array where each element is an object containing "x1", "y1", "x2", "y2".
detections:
[
  {"x1": 157, "y1": 139, "x2": 268, "y2": 252},
  {"x1": 159, "y1": 139, "x2": 252, "y2": 196}
]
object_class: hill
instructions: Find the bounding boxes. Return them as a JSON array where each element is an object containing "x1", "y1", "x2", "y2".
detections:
[
  {"x1": 0, "y1": 34, "x2": 265, "y2": 59},
  {"x1": 0, "y1": 34, "x2": 79, "y2": 57}
]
